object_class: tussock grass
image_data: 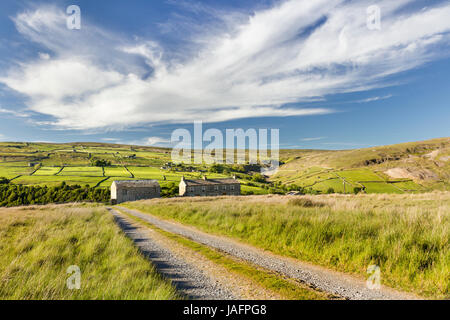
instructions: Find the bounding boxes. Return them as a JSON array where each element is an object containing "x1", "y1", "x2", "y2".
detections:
[
  {"x1": 0, "y1": 204, "x2": 179, "y2": 300},
  {"x1": 288, "y1": 198, "x2": 325, "y2": 208},
  {"x1": 125, "y1": 192, "x2": 450, "y2": 299}
]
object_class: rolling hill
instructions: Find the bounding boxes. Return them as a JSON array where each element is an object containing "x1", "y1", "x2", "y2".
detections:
[
  {"x1": 272, "y1": 137, "x2": 450, "y2": 194},
  {"x1": 0, "y1": 138, "x2": 449, "y2": 195}
]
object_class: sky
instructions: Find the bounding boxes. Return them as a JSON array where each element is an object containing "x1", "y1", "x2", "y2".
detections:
[{"x1": 0, "y1": 0, "x2": 449, "y2": 150}]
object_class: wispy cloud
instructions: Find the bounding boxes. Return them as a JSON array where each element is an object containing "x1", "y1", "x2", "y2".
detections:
[
  {"x1": 0, "y1": 133, "x2": 8, "y2": 141},
  {"x1": 0, "y1": 106, "x2": 29, "y2": 118},
  {"x1": 1, "y1": 1, "x2": 450, "y2": 130},
  {"x1": 144, "y1": 136, "x2": 171, "y2": 146},
  {"x1": 357, "y1": 94, "x2": 393, "y2": 103},
  {"x1": 321, "y1": 142, "x2": 369, "y2": 149},
  {"x1": 300, "y1": 137, "x2": 326, "y2": 142}
]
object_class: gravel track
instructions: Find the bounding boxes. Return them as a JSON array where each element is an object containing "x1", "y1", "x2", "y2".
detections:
[
  {"x1": 116, "y1": 206, "x2": 419, "y2": 300},
  {"x1": 108, "y1": 208, "x2": 236, "y2": 300}
]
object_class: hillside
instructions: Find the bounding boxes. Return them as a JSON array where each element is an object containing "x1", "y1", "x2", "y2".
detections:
[
  {"x1": 274, "y1": 137, "x2": 450, "y2": 194},
  {"x1": 0, "y1": 138, "x2": 449, "y2": 195},
  {"x1": 0, "y1": 142, "x2": 196, "y2": 186}
]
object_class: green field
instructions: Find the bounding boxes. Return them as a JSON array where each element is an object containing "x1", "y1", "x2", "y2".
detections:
[
  {"x1": 0, "y1": 139, "x2": 448, "y2": 194},
  {"x1": 104, "y1": 167, "x2": 132, "y2": 178},
  {"x1": 33, "y1": 167, "x2": 62, "y2": 176},
  {"x1": 362, "y1": 182, "x2": 404, "y2": 194},
  {"x1": 0, "y1": 164, "x2": 33, "y2": 179},
  {"x1": 13, "y1": 175, "x2": 105, "y2": 187},
  {"x1": 241, "y1": 184, "x2": 269, "y2": 195},
  {"x1": 59, "y1": 166, "x2": 104, "y2": 177},
  {"x1": 336, "y1": 169, "x2": 385, "y2": 182}
]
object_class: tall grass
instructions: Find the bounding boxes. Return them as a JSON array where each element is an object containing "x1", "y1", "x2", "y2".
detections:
[
  {"x1": 0, "y1": 204, "x2": 179, "y2": 300},
  {"x1": 125, "y1": 193, "x2": 450, "y2": 299}
]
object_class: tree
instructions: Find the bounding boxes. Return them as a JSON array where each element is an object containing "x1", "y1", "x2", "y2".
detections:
[
  {"x1": 252, "y1": 174, "x2": 266, "y2": 183},
  {"x1": 91, "y1": 158, "x2": 111, "y2": 167},
  {"x1": 161, "y1": 183, "x2": 179, "y2": 198},
  {"x1": 353, "y1": 187, "x2": 363, "y2": 194}
]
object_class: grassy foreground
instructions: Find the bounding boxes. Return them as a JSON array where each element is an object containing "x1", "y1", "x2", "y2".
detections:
[
  {"x1": 118, "y1": 208, "x2": 330, "y2": 300},
  {"x1": 125, "y1": 193, "x2": 450, "y2": 299},
  {"x1": 0, "y1": 204, "x2": 179, "y2": 300}
]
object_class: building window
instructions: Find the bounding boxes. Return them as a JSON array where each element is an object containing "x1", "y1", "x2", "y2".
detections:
[
  {"x1": 222, "y1": 185, "x2": 227, "y2": 190},
  {"x1": 202, "y1": 186, "x2": 206, "y2": 192},
  {"x1": 122, "y1": 189, "x2": 127, "y2": 196},
  {"x1": 231, "y1": 185, "x2": 235, "y2": 190},
  {"x1": 189, "y1": 187, "x2": 194, "y2": 192},
  {"x1": 214, "y1": 186, "x2": 219, "y2": 191}
]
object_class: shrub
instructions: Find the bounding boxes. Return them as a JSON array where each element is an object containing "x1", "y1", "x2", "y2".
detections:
[
  {"x1": 353, "y1": 187, "x2": 363, "y2": 194},
  {"x1": 252, "y1": 174, "x2": 266, "y2": 183},
  {"x1": 91, "y1": 159, "x2": 111, "y2": 167},
  {"x1": 268, "y1": 188, "x2": 284, "y2": 195},
  {"x1": 160, "y1": 182, "x2": 179, "y2": 198},
  {"x1": 326, "y1": 187, "x2": 335, "y2": 194}
]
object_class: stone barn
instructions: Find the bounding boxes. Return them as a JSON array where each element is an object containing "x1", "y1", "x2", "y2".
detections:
[
  {"x1": 179, "y1": 176, "x2": 240, "y2": 197},
  {"x1": 110, "y1": 180, "x2": 160, "y2": 204}
]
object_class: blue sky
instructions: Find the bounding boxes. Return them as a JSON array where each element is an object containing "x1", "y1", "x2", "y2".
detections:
[{"x1": 0, "y1": 0, "x2": 449, "y2": 149}]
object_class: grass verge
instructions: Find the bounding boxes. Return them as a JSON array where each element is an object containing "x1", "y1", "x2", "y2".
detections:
[{"x1": 0, "y1": 204, "x2": 180, "y2": 300}]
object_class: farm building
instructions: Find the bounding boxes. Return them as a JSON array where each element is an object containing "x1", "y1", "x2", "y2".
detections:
[
  {"x1": 110, "y1": 180, "x2": 160, "y2": 204},
  {"x1": 179, "y1": 176, "x2": 240, "y2": 197}
]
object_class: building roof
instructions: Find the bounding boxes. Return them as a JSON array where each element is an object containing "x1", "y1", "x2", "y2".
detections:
[
  {"x1": 111, "y1": 180, "x2": 160, "y2": 188},
  {"x1": 181, "y1": 177, "x2": 240, "y2": 186}
]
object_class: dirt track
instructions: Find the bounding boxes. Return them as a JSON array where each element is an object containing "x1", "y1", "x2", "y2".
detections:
[
  {"x1": 114, "y1": 206, "x2": 420, "y2": 300},
  {"x1": 109, "y1": 207, "x2": 284, "y2": 300}
]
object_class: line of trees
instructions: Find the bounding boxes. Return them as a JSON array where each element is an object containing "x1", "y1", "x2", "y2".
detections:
[{"x1": 0, "y1": 180, "x2": 110, "y2": 207}]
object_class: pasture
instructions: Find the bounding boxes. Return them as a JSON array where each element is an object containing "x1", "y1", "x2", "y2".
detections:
[{"x1": 0, "y1": 140, "x2": 447, "y2": 195}]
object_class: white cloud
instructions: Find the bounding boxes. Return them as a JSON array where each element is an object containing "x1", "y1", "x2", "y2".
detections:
[
  {"x1": 321, "y1": 142, "x2": 368, "y2": 147},
  {"x1": 357, "y1": 95, "x2": 393, "y2": 103},
  {"x1": 38, "y1": 52, "x2": 50, "y2": 60},
  {"x1": 1, "y1": 1, "x2": 450, "y2": 130},
  {"x1": 144, "y1": 136, "x2": 171, "y2": 146},
  {"x1": 0, "y1": 106, "x2": 29, "y2": 118},
  {"x1": 301, "y1": 137, "x2": 326, "y2": 141}
]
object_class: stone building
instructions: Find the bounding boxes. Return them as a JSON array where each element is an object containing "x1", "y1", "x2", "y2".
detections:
[
  {"x1": 111, "y1": 180, "x2": 160, "y2": 204},
  {"x1": 179, "y1": 176, "x2": 240, "y2": 197}
]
